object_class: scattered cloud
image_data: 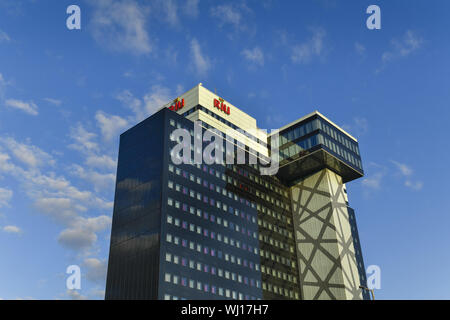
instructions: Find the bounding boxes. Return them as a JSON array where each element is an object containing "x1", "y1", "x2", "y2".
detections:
[
  {"x1": 95, "y1": 112, "x2": 129, "y2": 142},
  {"x1": 342, "y1": 117, "x2": 369, "y2": 136},
  {"x1": 361, "y1": 162, "x2": 386, "y2": 190},
  {"x1": 381, "y1": 30, "x2": 422, "y2": 64},
  {"x1": 83, "y1": 258, "x2": 107, "y2": 284},
  {"x1": 391, "y1": 160, "x2": 423, "y2": 191},
  {"x1": 5, "y1": 99, "x2": 38, "y2": 115},
  {"x1": 0, "y1": 30, "x2": 10, "y2": 43},
  {"x1": 241, "y1": 47, "x2": 264, "y2": 67},
  {"x1": 291, "y1": 27, "x2": 326, "y2": 64},
  {"x1": 210, "y1": 4, "x2": 242, "y2": 29},
  {"x1": 66, "y1": 289, "x2": 88, "y2": 300},
  {"x1": 355, "y1": 42, "x2": 366, "y2": 56},
  {"x1": 361, "y1": 171, "x2": 384, "y2": 189},
  {"x1": 2, "y1": 225, "x2": 21, "y2": 234},
  {"x1": 71, "y1": 164, "x2": 115, "y2": 192},
  {"x1": 0, "y1": 137, "x2": 113, "y2": 252},
  {"x1": 116, "y1": 85, "x2": 172, "y2": 122},
  {"x1": 405, "y1": 180, "x2": 423, "y2": 191},
  {"x1": 69, "y1": 124, "x2": 99, "y2": 154},
  {"x1": 43, "y1": 98, "x2": 62, "y2": 106},
  {"x1": 0, "y1": 73, "x2": 8, "y2": 97},
  {"x1": 184, "y1": 0, "x2": 200, "y2": 18},
  {"x1": 0, "y1": 137, "x2": 55, "y2": 168},
  {"x1": 85, "y1": 154, "x2": 116, "y2": 171},
  {"x1": 90, "y1": 0, "x2": 152, "y2": 55},
  {"x1": 58, "y1": 215, "x2": 111, "y2": 251},
  {"x1": 391, "y1": 160, "x2": 413, "y2": 177},
  {"x1": 0, "y1": 187, "x2": 13, "y2": 207},
  {"x1": 190, "y1": 38, "x2": 211, "y2": 77}
]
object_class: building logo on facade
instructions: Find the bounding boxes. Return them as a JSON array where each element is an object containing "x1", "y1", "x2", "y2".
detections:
[
  {"x1": 213, "y1": 98, "x2": 230, "y2": 115},
  {"x1": 168, "y1": 97, "x2": 185, "y2": 112}
]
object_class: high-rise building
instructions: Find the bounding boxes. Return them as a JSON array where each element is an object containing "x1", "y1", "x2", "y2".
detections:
[{"x1": 105, "y1": 84, "x2": 368, "y2": 300}]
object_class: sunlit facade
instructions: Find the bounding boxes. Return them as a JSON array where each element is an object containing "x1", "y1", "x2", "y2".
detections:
[{"x1": 105, "y1": 84, "x2": 368, "y2": 300}]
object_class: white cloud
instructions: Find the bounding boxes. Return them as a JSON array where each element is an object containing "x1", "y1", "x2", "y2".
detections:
[
  {"x1": 85, "y1": 154, "x2": 116, "y2": 171},
  {"x1": 58, "y1": 215, "x2": 111, "y2": 251},
  {"x1": 0, "y1": 73, "x2": 8, "y2": 100},
  {"x1": 34, "y1": 197, "x2": 85, "y2": 225},
  {"x1": 66, "y1": 289, "x2": 88, "y2": 300},
  {"x1": 43, "y1": 98, "x2": 62, "y2": 106},
  {"x1": 391, "y1": 160, "x2": 423, "y2": 191},
  {"x1": 361, "y1": 171, "x2": 384, "y2": 189},
  {"x1": 0, "y1": 137, "x2": 113, "y2": 253},
  {"x1": 142, "y1": 85, "x2": 172, "y2": 118},
  {"x1": 190, "y1": 38, "x2": 211, "y2": 77},
  {"x1": 241, "y1": 47, "x2": 264, "y2": 67},
  {"x1": 71, "y1": 164, "x2": 115, "y2": 192},
  {"x1": 95, "y1": 112, "x2": 129, "y2": 142},
  {"x1": 117, "y1": 85, "x2": 173, "y2": 122},
  {"x1": 83, "y1": 258, "x2": 107, "y2": 284},
  {"x1": 0, "y1": 30, "x2": 10, "y2": 43},
  {"x1": 0, "y1": 187, "x2": 12, "y2": 207},
  {"x1": 69, "y1": 124, "x2": 99, "y2": 154},
  {"x1": 391, "y1": 160, "x2": 413, "y2": 177},
  {"x1": 355, "y1": 42, "x2": 366, "y2": 56},
  {"x1": 0, "y1": 137, "x2": 55, "y2": 168},
  {"x1": 90, "y1": 0, "x2": 152, "y2": 55},
  {"x1": 382, "y1": 30, "x2": 422, "y2": 63},
  {"x1": 361, "y1": 162, "x2": 386, "y2": 190},
  {"x1": 342, "y1": 117, "x2": 369, "y2": 136},
  {"x1": 405, "y1": 180, "x2": 423, "y2": 191},
  {"x1": 184, "y1": 0, "x2": 199, "y2": 18},
  {"x1": 5, "y1": 99, "x2": 38, "y2": 115},
  {"x1": 2, "y1": 225, "x2": 21, "y2": 234},
  {"x1": 157, "y1": 0, "x2": 179, "y2": 26},
  {"x1": 210, "y1": 3, "x2": 251, "y2": 32},
  {"x1": 291, "y1": 27, "x2": 326, "y2": 64},
  {"x1": 116, "y1": 90, "x2": 142, "y2": 118}
]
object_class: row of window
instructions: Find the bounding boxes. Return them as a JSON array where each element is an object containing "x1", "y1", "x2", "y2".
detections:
[
  {"x1": 261, "y1": 281, "x2": 300, "y2": 299},
  {"x1": 320, "y1": 134, "x2": 362, "y2": 169},
  {"x1": 168, "y1": 163, "x2": 257, "y2": 209},
  {"x1": 167, "y1": 177, "x2": 257, "y2": 226},
  {"x1": 279, "y1": 135, "x2": 319, "y2": 161},
  {"x1": 229, "y1": 165, "x2": 288, "y2": 199},
  {"x1": 256, "y1": 202, "x2": 292, "y2": 226},
  {"x1": 279, "y1": 119, "x2": 317, "y2": 145},
  {"x1": 258, "y1": 233, "x2": 294, "y2": 253},
  {"x1": 164, "y1": 252, "x2": 260, "y2": 288},
  {"x1": 259, "y1": 248, "x2": 295, "y2": 269},
  {"x1": 318, "y1": 119, "x2": 360, "y2": 155},
  {"x1": 163, "y1": 273, "x2": 259, "y2": 300},
  {"x1": 169, "y1": 162, "x2": 292, "y2": 230},
  {"x1": 261, "y1": 264, "x2": 297, "y2": 284},
  {"x1": 258, "y1": 218, "x2": 293, "y2": 240},
  {"x1": 166, "y1": 212, "x2": 259, "y2": 264},
  {"x1": 167, "y1": 196, "x2": 257, "y2": 241}
]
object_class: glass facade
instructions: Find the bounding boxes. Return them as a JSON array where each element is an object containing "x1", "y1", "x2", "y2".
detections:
[
  {"x1": 105, "y1": 111, "x2": 166, "y2": 300},
  {"x1": 278, "y1": 115, "x2": 363, "y2": 173},
  {"x1": 106, "y1": 105, "x2": 367, "y2": 300}
]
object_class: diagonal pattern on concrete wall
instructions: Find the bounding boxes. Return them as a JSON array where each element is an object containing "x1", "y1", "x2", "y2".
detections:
[{"x1": 290, "y1": 169, "x2": 362, "y2": 300}]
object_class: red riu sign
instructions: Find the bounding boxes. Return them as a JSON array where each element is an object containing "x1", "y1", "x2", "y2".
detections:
[
  {"x1": 213, "y1": 98, "x2": 230, "y2": 115},
  {"x1": 169, "y1": 98, "x2": 185, "y2": 111}
]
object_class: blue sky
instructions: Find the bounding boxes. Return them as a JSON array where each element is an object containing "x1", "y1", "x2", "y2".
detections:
[{"x1": 0, "y1": 0, "x2": 449, "y2": 300}]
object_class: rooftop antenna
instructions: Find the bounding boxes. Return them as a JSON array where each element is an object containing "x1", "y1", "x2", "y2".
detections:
[{"x1": 215, "y1": 88, "x2": 217, "y2": 94}]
